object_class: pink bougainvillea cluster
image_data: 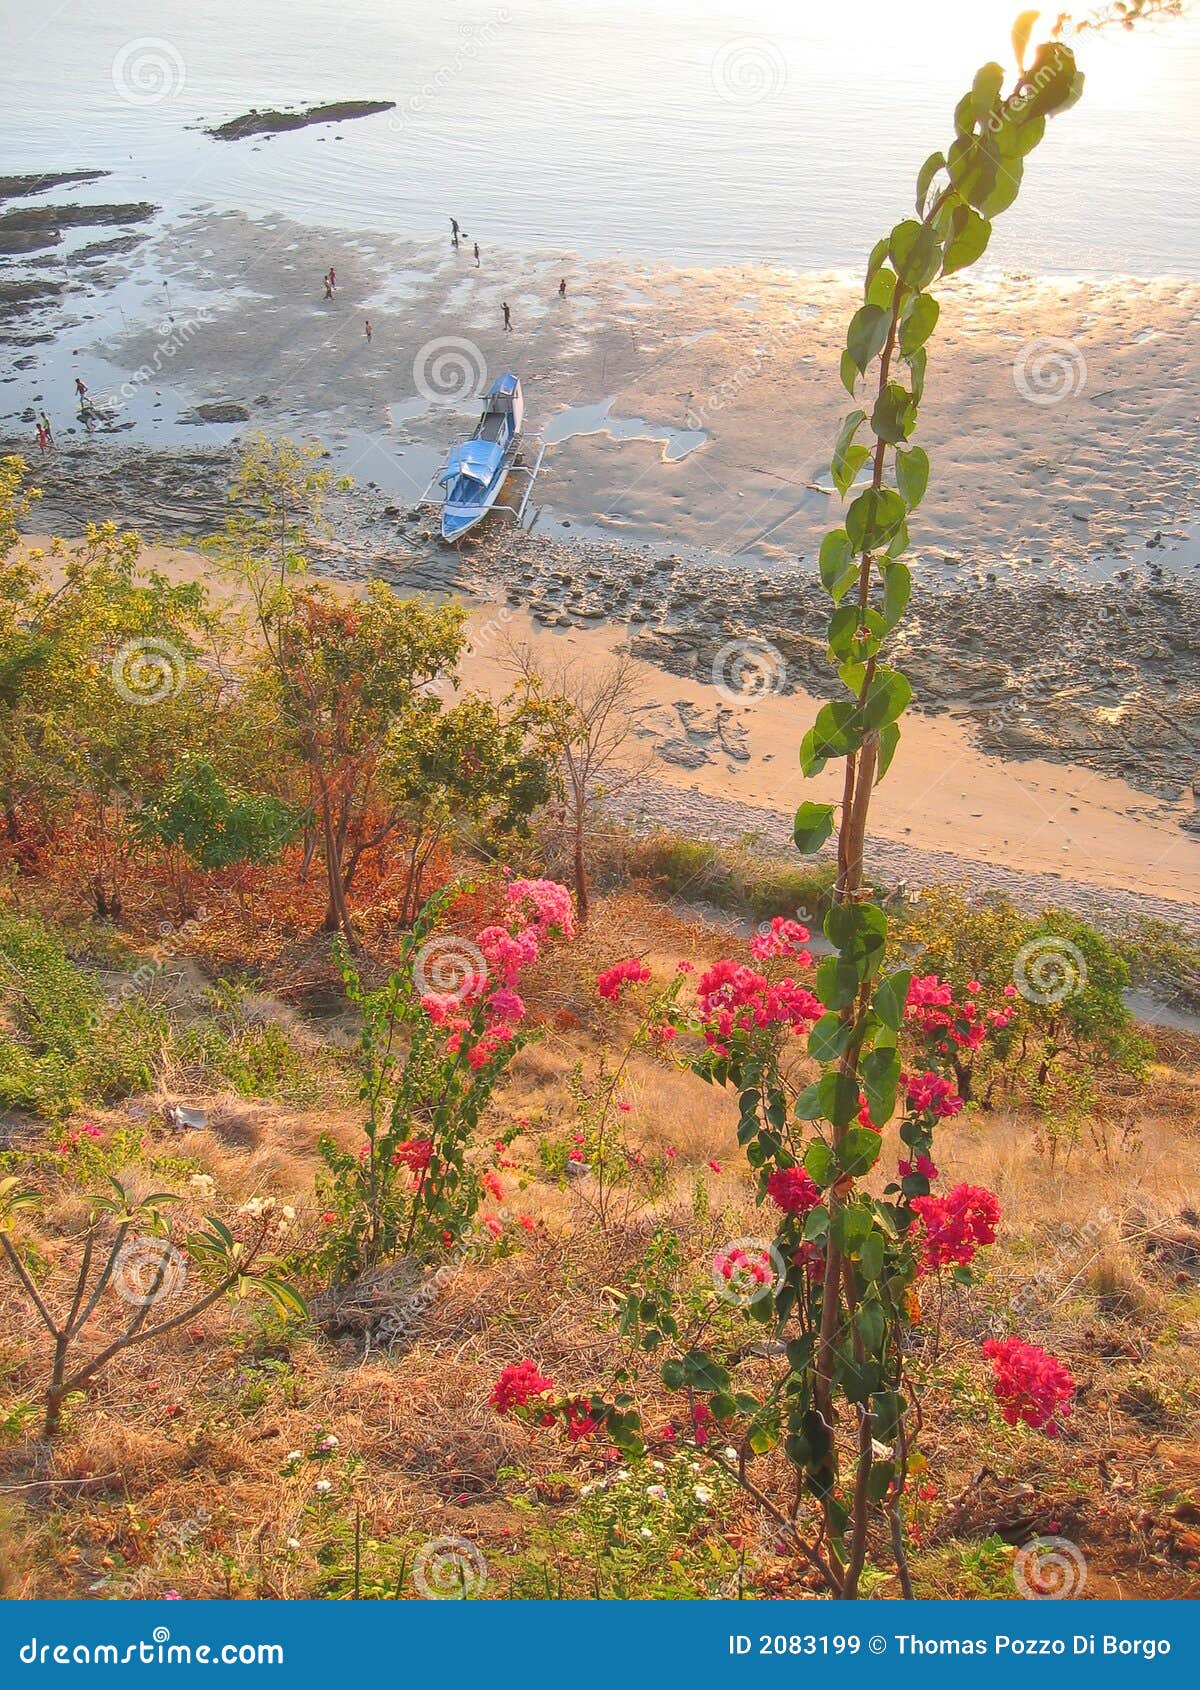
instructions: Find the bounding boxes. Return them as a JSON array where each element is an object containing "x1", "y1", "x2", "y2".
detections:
[
  {"x1": 981, "y1": 1336, "x2": 1077, "y2": 1436},
  {"x1": 421, "y1": 877, "x2": 576, "y2": 1071}
]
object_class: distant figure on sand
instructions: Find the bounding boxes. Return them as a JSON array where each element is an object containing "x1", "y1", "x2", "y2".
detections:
[
  {"x1": 36, "y1": 423, "x2": 47, "y2": 453},
  {"x1": 502, "y1": 301, "x2": 512, "y2": 332},
  {"x1": 364, "y1": 318, "x2": 372, "y2": 342},
  {"x1": 559, "y1": 277, "x2": 567, "y2": 297},
  {"x1": 74, "y1": 377, "x2": 87, "y2": 402},
  {"x1": 450, "y1": 216, "x2": 461, "y2": 246},
  {"x1": 323, "y1": 273, "x2": 333, "y2": 299},
  {"x1": 39, "y1": 411, "x2": 53, "y2": 445},
  {"x1": 473, "y1": 241, "x2": 480, "y2": 267},
  {"x1": 329, "y1": 267, "x2": 336, "y2": 289}
]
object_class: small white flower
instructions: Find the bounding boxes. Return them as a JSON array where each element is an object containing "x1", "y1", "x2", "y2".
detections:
[
  {"x1": 189, "y1": 1174, "x2": 215, "y2": 1197},
  {"x1": 579, "y1": 1483, "x2": 594, "y2": 1497},
  {"x1": 286, "y1": 1450, "x2": 302, "y2": 1463},
  {"x1": 723, "y1": 1446, "x2": 738, "y2": 1462},
  {"x1": 640, "y1": 1526, "x2": 653, "y2": 1538},
  {"x1": 689, "y1": 1461, "x2": 700, "y2": 1474},
  {"x1": 615, "y1": 1468, "x2": 630, "y2": 1482},
  {"x1": 319, "y1": 1435, "x2": 339, "y2": 1451},
  {"x1": 314, "y1": 1479, "x2": 332, "y2": 1494},
  {"x1": 871, "y1": 1439, "x2": 893, "y2": 1461},
  {"x1": 282, "y1": 1205, "x2": 296, "y2": 1223},
  {"x1": 651, "y1": 1460, "x2": 666, "y2": 1473},
  {"x1": 646, "y1": 1484, "x2": 667, "y2": 1501},
  {"x1": 286, "y1": 1538, "x2": 300, "y2": 1551},
  {"x1": 694, "y1": 1484, "x2": 712, "y2": 1504}
]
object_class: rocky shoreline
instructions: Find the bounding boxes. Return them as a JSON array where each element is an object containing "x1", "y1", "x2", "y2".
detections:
[{"x1": 8, "y1": 435, "x2": 1199, "y2": 824}]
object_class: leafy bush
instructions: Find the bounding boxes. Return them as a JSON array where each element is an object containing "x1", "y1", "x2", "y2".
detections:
[{"x1": 0, "y1": 911, "x2": 164, "y2": 1118}]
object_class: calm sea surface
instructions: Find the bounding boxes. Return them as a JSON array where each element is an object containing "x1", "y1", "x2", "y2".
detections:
[{"x1": 2, "y1": 0, "x2": 1199, "y2": 273}]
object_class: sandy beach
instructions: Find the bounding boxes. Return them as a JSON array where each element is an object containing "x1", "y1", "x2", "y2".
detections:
[{"x1": 4, "y1": 196, "x2": 1198, "y2": 925}]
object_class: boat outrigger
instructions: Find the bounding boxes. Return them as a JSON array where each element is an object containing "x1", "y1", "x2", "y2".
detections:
[{"x1": 424, "y1": 373, "x2": 545, "y2": 541}]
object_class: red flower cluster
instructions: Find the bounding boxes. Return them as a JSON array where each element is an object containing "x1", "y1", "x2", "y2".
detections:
[
  {"x1": 596, "y1": 957, "x2": 653, "y2": 1002},
  {"x1": 749, "y1": 916, "x2": 813, "y2": 962},
  {"x1": 911, "y1": 1182, "x2": 1001, "y2": 1270},
  {"x1": 906, "y1": 974, "x2": 1013, "y2": 1052},
  {"x1": 422, "y1": 878, "x2": 575, "y2": 1069},
  {"x1": 981, "y1": 1337, "x2": 1076, "y2": 1436},
  {"x1": 766, "y1": 1165, "x2": 823, "y2": 1215},
  {"x1": 901, "y1": 1070, "x2": 963, "y2": 1120},
  {"x1": 898, "y1": 1153, "x2": 939, "y2": 1181},
  {"x1": 714, "y1": 1243, "x2": 773, "y2": 1287},
  {"x1": 489, "y1": 1360, "x2": 554, "y2": 1413},
  {"x1": 563, "y1": 1399, "x2": 598, "y2": 1442},
  {"x1": 391, "y1": 1137, "x2": 433, "y2": 1173},
  {"x1": 695, "y1": 959, "x2": 822, "y2": 1046}
]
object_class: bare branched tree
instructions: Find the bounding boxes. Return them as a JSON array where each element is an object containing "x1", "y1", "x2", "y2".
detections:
[{"x1": 504, "y1": 641, "x2": 654, "y2": 922}]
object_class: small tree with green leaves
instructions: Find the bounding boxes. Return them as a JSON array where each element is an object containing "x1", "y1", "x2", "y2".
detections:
[{"x1": 0, "y1": 1176, "x2": 305, "y2": 1437}]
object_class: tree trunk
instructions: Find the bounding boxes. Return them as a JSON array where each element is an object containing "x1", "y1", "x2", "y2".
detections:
[{"x1": 572, "y1": 823, "x2": 589, "y2": 924}]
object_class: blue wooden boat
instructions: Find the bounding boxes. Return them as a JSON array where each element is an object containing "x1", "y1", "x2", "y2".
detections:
[{"x1": 437, "y1": 373, "x2": 526, "y2": 541}]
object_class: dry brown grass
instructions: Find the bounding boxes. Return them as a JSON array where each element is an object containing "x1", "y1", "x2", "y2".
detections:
[{"x1": 1, "y1": 890, "x2": 1197, "y2": 1600}]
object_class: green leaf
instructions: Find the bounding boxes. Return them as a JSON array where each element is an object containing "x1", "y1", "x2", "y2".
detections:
[
  {"x1": 846, "y1": 487, "x2": 906, "y2": 553},
  {"x1": 881, "y1": 562, "x2": 911, "y2": 632},
  {"x1": 838, "y1": 1127, "x2": 883, "y2": 1178},
  {"x1": 868, "y1": 1459, "x2": 896, "y2": 1503},
  {"x1": 895, "y1": 445, "x2": 930, "y2": 509},
  {"x1": 819, "y1": 1070, "x2": 861, "y2": 1130},
  {"x1": 681, "y1": 1350, "x2": 731, "y2": 1393},
  {"x1": 864, "y1": 235, "x2": 890, "y2": 288},
  {"x1": 795, "y1": 1082, "x2": 823, "y2": 1121},
  {"x1": 942, "y1": 206, "x2": 990, "y2": 276},
  {"x1": 816, "y1": 954, "x2": 860, "y2": 1011},
  {"x1": 803, "y1": 1205, "x2": 830, "y2": 1241},
  {"x1": 846, "y1": 304, "x2": 890, "y2": 375},
  {"x1": 865, "y1": 266, "x2": 897, "y2": 311},
  {"x1": 996, "y1": 109, "x2": 1045, "y2": 158},
  {"x1": 947, "y1": 135, "x2": 999, "y2": 210},
  {"x1": 915, "y1": 150, "x2": 946, "y2": 213},
  {"x1": 861, "y1": 1045, "x2": 901, "y2": 1125},
  {"x1": 787, "y1": 1335, "x2": 816, "y2": 1374},
  {"x1": 871, "y1": 1389, "x2": 907, "y2": 1442},
  {"x1": 1012, "y1": 9, "x2": 1039, "y2": 72},
  {"x1": 804, "y1": 1140, "x2": 837, "y2": 1187},
  {"x1": 825, "y1": 901, "x2": 888, "y2": 978},
  {"x1": 875, "y1": 721, "x2": 901, "y2": 784},
  {"x1": 899, "y1": 292, "x2": 939, "y2": 357},
  {"x1": 794, "y1": 801, "x2": 835, "y2": 855},
  {"x1": 804, "y1": 1007, "x2": 851, "y2": 1061},
  {"x1": 831, "y1": 1204, "x2": 873, "y2": 1253},
  {"x1": 861, "y1": 666, "x2": 912, "y2": 731},
  {"x1": 256, "y1": 1278, "x2": 308, "y2": 1321},
  {"x1": 859, "y1": 1232, "x2": 885, "y2": 1282},
  {"x1": 981, "y1": 154, "x2": 1022, "y2": 218},
  {"x1": 888, "y1": 220, "x2": 941, "y2": 290},
  {"x1": 818, "y1": 529, "x2": 857, "y2": 602},
  {"x1": 802, "y1": 700, "x2": 862, "y2": 773},
  {"x1": 970, "y1": 62, "x2": 1005, "y2": 123},
  {"x1": 839, "y1": 348, "x2": 859, "y2": 397},
  {"x1": 661, "y1": 1359, "x2": 685, "y2": 1390},
  {"x1": 906, "y1": 346, "x2": 927, "y2": 403},
  {"x1": 855, "y1": 1298, "x2": 886, "y2": 1357},
  {"x1": 871, "y1": 382, "x2": 917, "y2": 445},
  {"x1": 831, "y1": 409, "x2": 868, "y2": 495},
  {"x1": 873, "y1": 969, "x2": 912, "y2": 1032}
]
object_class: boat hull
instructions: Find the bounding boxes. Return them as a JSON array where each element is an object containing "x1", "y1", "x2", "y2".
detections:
[{"x1": 440, "y1": 469, "x2": 509, "y2": 540}]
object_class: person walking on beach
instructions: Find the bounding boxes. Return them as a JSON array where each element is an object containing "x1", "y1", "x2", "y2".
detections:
[
  {"x1": 364, "y1": 318, "x2": 372, "y2": 343},
  {"x1": 35, "y1": 423, "x2": 47, "y2": 453},
  {"x1": 74, "y1": 377, "x2": 87, "y2": 403},
  {"x1": 39, "y1": 411, "x2": 53, "y2": 445},
  {"x1": 559, "y1": 277, "x2": 567, "y2": 297},
  {"x1": 323, "y1": 273, "x2": 334, "y2": 299},
  {"x1": 473, "y1": 241, "x2": 480, "y2": 267},
  {"x1": 502, "y1": 301, "x2": 512, "y2": 332},
  {"x1": 329, "y1": 267, "x2": 336, "y2": 290},
  {"x1": 450, "y1": 216, "x2": 461, "y2": 246}
]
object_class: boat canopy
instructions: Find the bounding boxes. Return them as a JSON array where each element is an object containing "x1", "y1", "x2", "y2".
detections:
[
  {"x1": 439, "y1": 439, "x2": 505, "y2": 486},
  {"x1": 488, "y1": 372, "x2": 523, "y2": 430}
]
